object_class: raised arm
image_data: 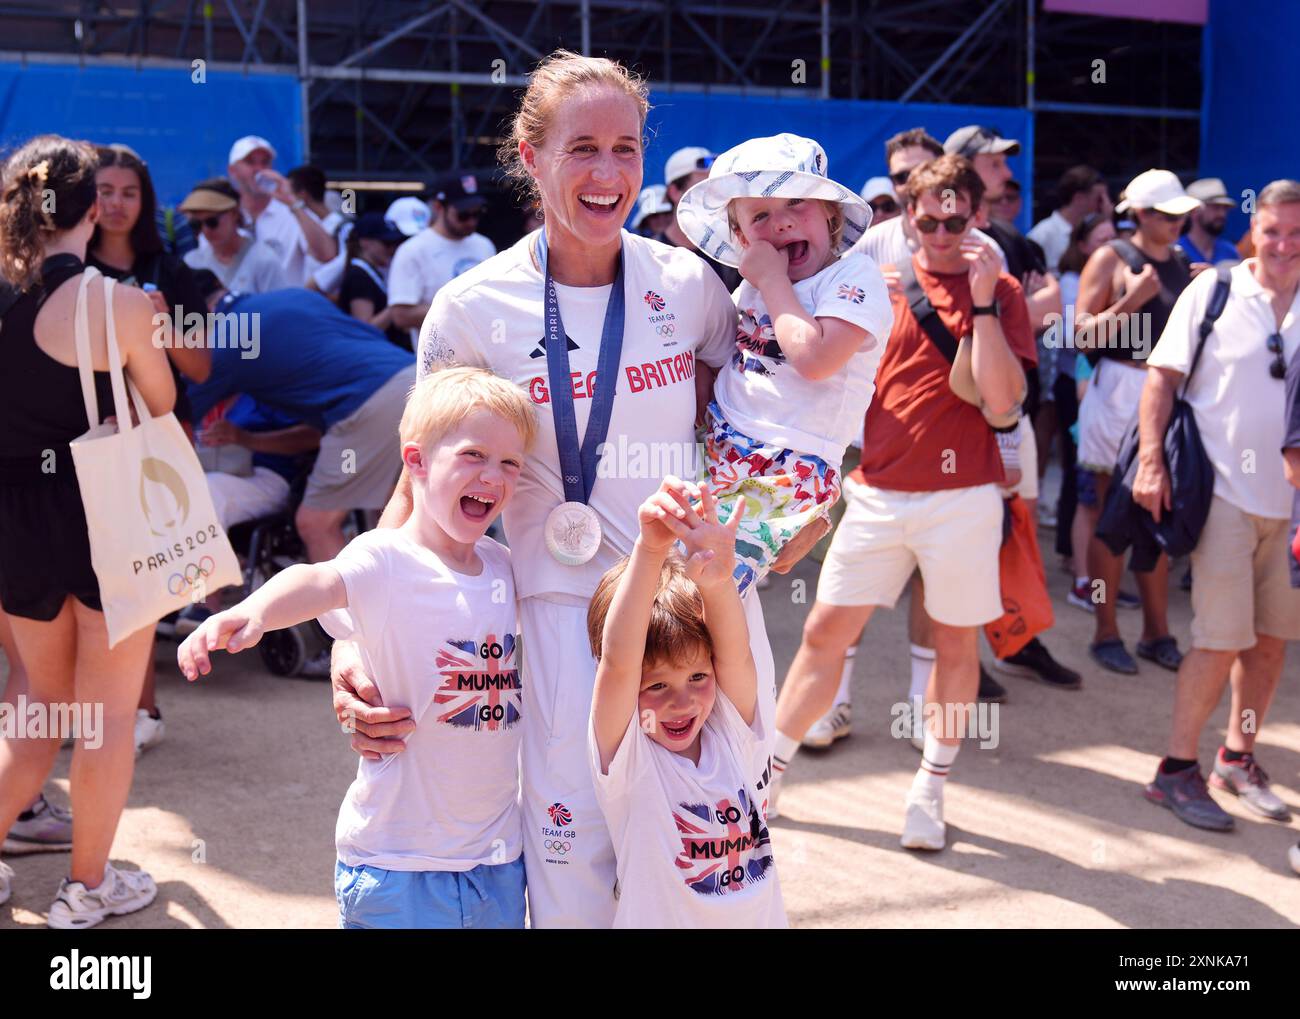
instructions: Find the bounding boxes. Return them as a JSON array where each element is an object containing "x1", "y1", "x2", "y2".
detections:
[{"x1": 178, "y1": 562, "x2": 346, "y2": 680}]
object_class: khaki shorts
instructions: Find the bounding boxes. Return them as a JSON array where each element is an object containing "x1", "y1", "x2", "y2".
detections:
[
  {"x1": 816, "y1": 478, "x2": 1004, "y2": 627},
  {"x1": 303, "y1": 365, "x2": 416, "y2": 512},
  {"x1": 1189, "y1": 496, "x2": 1300, "y2": 651}
]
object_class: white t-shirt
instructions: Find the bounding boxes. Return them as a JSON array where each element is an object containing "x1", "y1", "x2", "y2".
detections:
[
  {"x1": 589, "y1": 689, "x2": 786, "y2": 929},
  {"x1": 318, "y1": 529, "x2": 523, "y2": 872},
  {"x1": 250, "y1": 199, "x2": 310, "y2": 285},
  {"x1": 302, "y1": 209, "x2": 347, "y2": 285},
  {"x1": 184, "y1": 234, "x2": 288, "y2": 293},
  {"x1": 1028, "y1": 210, "x2": 1074, "y2": 274},
  {"x1": 390, "y1": 228, "x2": 497, "y2": 347},
  {"x1": 311, "y1": 218, "x2": 356, "y2": 294},
  {"x1": 714, "y1": 251, "x2": 893, "y2": 463},
  {"x1": 1147, "y1": 259, "x2": 1300, "y2": 519},
  {"x1": 416, "y1": 230, "x2": 737, "y2": 602},
  {"x1": 851, "y1": 214, "x2": 1006, "y2": 270}
]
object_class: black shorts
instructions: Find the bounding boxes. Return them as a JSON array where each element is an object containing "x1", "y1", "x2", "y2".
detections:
[{"x1": 0, "y1": 470, "x2": 103, "y2": 621}]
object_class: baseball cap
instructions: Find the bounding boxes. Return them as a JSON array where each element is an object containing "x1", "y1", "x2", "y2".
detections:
[
  {"x1": 664, "y1": 146, "x2": 716, "y2": 187},
  {"x1": 1186, "y1": 177, "x2": 1236, "y2": 208},
  {"x1": 430, "y1": 173, "x2": 488, "y2": 210},
  {"x1": 860, "y1": 176, "x2": 897, "y2": 204},
  {"x1": 943, "y1": 125, "x2": 1021, "y2": 159},
  {"x1": 385, "y1": 196, "x2": 431, "y2": 236},
  {"x1": 1115, "y1": 169, "x2": 1201, "y2": 215},
  {"x1": 352, "y1": 211, "x2": 407, "y2": 244},
  {"x1": 632, "y1": 185, "x2": 673, "y2": 230},
  {"x1": 227, "y1": 135, "x2": 276, "y2": 167}
]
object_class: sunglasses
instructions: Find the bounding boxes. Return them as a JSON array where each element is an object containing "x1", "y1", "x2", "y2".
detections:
[
  {"x1": 870, "y1": 198, "x2": 899, "y2": 216},
  {"x1": 452, "y1": 205, "x2": 485, "y2": 221},
  {"x1": 1268, "y1": 333, "x2": 1287, "y2": 380},
  {"x1": 188, "y1": 214, "x2": 224, "y2": 231},
  {"x1": 1152, "y1": 210, "x2": 1187, "y2": 224},
  {"x1": 914, "y1": 214, "x2": 971, "y2": 235},
  {"x1": 889, "y1": 169, "x2": 912, "y2": 187}
]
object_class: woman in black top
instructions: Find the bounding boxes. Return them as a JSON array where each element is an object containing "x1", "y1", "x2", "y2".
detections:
[
  {"x1": 0, "y1": 135, "x2": 174, "y2": 928},
  {"x1": 337, "y1": 211, "x2": 409, "y2": 349},
  {"x1": 87, "y1": 143, "x2": 212, "y2": 428}
]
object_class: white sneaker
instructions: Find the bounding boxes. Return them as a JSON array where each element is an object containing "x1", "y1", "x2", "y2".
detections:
[
  {"x1": 900, "y1": 790, "x2": 946, "y2": 851},
  {"x1": 802, "y1": 702, "x2": 851, "y2": 749},
  {"x1": 898, "y1": 700, "x2": 925, "y2": 753},
  {"x1": 1289, "y1": 842, "x2": 1300, "y2": 877},
  {"x1": 134, "y1": 709, "x2": 165, "y2": 758},
  {"x1": 47, "y1": 863, "x2": 157, "y2": 930},
  {"x1": 0, "y1": 860, "x2": 14, "y2": 906}
]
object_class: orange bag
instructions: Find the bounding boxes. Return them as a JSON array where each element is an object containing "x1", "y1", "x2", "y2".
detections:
[{"x1": 984, "y1": 496, "x2": 1054, "y2": 659}]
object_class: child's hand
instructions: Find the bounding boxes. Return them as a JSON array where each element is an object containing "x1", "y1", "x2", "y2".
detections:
[
  {"x1": 738, "y1": 239, "x2": 789, "y2": 288},
  {"x1": 679, "y1": 487, "x2": 744, "y2": 590},
  {"x1": 637, "y1": 475, "x2": 699, "y2": 554},
  {"x1": 177, "y1": 607, "x2": 265, "y2": 681}
]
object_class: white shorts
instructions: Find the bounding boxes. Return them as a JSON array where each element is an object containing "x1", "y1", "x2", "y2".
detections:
[
  {"x1": 518, "y1": 587, "x2": 775, "y2": 929},
  {"x1": 206, "y1": 467, "x2": 291, "y2": 531},
  {"x1": 816, "y1": 478, "x2": 1004, "y2": 627},
  {"x1": 1013, "y1": 415, "x2": 1038, "y2": 501},
  {"x1": 1076, "y1": 359, "x2": 1144, "y2": 474}
]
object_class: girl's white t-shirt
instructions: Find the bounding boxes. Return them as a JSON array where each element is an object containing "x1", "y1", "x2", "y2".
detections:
[
  {"x1": 590, "y1": 689, "x2": 787, "y2": 929},
  {"x1": 319, "y1": 529, "x2": 522, "y2": 872},
  {"x1": 712, "y1": 251, "x2": 894, "y2": 463},
  {"x1": 416, "y1": 230, "x2": 738, "y2": 602}
]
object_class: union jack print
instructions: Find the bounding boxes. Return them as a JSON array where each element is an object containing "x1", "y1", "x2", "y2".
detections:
[
  {"x1": 643, "y1": 290, "x2": 666, "y2": 312},
  {"x1": 836, "y1": 283, "x2": 865, "y2": 304},
  {"x1": 432, "y1": 633, "x2": 521, "y2": 732},
  {"x1": 673, "y1": 788, "x2": 775, "y2": 896},
  {"x1": 547, "y1": 802, "x2": 572, "y2": 827}
]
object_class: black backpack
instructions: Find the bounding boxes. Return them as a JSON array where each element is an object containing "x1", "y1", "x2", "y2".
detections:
[{"x1": 1097, "y1": 263, "x2": 1232, "y2": 561}]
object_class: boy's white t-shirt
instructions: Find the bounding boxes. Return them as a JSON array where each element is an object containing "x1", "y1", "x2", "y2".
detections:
[
  {"x1": 416, "y1": 230, "x2": 738, "y2": 602},
  {"x1": 590, "y1": 689, "x2": 787, "y2": 929},
  {"x1": 712, "y1": 251, "x2": 894, "y2": 463},
  {"x1": 390, "y1": 228, "x2": 498, "y2": 347},
  {"x1": 318, "y1": 529, "x2": 523, "y2": 872}
]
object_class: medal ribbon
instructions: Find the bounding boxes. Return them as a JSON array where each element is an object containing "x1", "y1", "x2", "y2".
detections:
[{"x1": 538, "y1": 229, "x2": 626, "y2": 505}]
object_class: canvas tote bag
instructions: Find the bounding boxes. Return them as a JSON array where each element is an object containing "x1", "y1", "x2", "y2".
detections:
[{"x1": 69, "y1": 267, "x2": 240, "y2": 647}]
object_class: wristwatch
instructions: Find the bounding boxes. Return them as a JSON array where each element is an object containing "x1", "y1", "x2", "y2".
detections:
[
  {"x1": 291, "y1": 199, "x2": 306, "y2": 212},
  {"x1": 971, "y1": 301, "x2": 999, "y2": 317}
]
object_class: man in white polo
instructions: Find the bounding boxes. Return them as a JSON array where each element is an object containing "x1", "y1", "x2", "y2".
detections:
[{"x1": 1137, "y1": 179, "x2": 1300, "y2": 831}]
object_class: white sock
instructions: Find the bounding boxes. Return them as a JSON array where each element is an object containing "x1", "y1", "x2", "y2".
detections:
[
  {"x1": 912, "y1": 732, "x2": 960, "y2": 798},
  {"x1": 834, "y1": 646, "x2": 855, "y2": 705},
  {"x1": 1075, "y1": 575, "x2": 1089, "y2": 588},
  {"x1": 772, "y1": 731, "x2": 800, "y2": 777},
  {"x1": 908, "y1": 643, "x2": 936, "y2": 703}
]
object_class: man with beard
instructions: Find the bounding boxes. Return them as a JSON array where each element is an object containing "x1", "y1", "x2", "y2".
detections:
[
  {"x1": 388, "y1": 173, "x2": 497, "y2": 349},
  {"x1": 1179, "y1": 178, "x2": 1241, "y2": 266}
]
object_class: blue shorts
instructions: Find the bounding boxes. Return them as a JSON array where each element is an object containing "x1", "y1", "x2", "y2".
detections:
[{"x1": 334, "y1": 858, "x2": 526, "y2": 929}]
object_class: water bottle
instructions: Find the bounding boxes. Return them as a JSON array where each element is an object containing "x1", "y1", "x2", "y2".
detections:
[{"x1": 254, "y1": 170, "x2": 278, "y2": 194}]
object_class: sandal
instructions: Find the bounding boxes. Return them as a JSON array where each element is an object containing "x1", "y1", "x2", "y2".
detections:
[
  {"x1": 1089, "y1": 638, "x2": 1138, "y2": 675},
  {"x1": 1136, "y1": 635, "x2": 1183, "y2": 672}
]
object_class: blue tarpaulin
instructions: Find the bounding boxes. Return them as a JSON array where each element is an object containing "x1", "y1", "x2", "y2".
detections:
[
  {"x1": 645, "y1": 93, "x2": 1035, "y2": 233},
  {"x1": 1199, "y1": 0, "x2": 1300, "y2": 242},
  {"x1": 0, "y1": 62, "x2": 302, "y2": 207}
]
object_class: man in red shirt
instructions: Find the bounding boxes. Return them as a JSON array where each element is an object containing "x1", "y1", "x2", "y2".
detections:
[{"x1": 769, "y1": 155, "x2": 1034, "y2": 850}]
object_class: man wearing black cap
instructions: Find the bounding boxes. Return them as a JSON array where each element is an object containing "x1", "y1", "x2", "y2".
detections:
[{"x1": 388, "y1": 173, "x2": 497, "y2": 349}]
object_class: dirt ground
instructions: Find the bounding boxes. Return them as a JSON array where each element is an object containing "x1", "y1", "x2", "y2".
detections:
[{"x1": 2, "y1": 525, "x2": 1298, "y2": 930}]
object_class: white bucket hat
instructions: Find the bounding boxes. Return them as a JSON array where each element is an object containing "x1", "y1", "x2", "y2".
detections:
[
  {"x1": 1115, "y1": 169, "x2": 1201, "y2": 215},
  {"x1": 675, "y1": 133, "x2": 871, "y2": 268}
]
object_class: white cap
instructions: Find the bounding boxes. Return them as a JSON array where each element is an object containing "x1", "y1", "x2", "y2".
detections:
[
  {"x1": 676, "y1": 133, "x2": 871, "y2": 268},
  {"x1": 1115, "y1": 169, "x2": 1201, "y2": 215},
  {"x1": 860, "y1": 176, "x2": 896, "y2": 203},
  {"x1": 632, "y1": 185, "x2": 673, "y2": 229},
  {"x1": 1187, "y1": 177, "x2": 1235, "y2": 207},
  {"x1": 385, "y1": 196, "x2": 431, "y2": 237},
  {"x1": 227, "y1": 135, "x2": 276, "y2": 167},
  {"x1": 664, "y1": 146, "x2": 715, "y2": 187}
]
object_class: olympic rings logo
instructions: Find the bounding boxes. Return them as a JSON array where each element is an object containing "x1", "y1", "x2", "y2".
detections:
[
  {"x1": 655, "y1": 323, "x2": 675, "y2": 337},
  {"x1": 543, "y1": 839, "x2": 571, "y2": 854},
  {"x1": 168, "y1": 556, "x2": 214, "y2": 596}
]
